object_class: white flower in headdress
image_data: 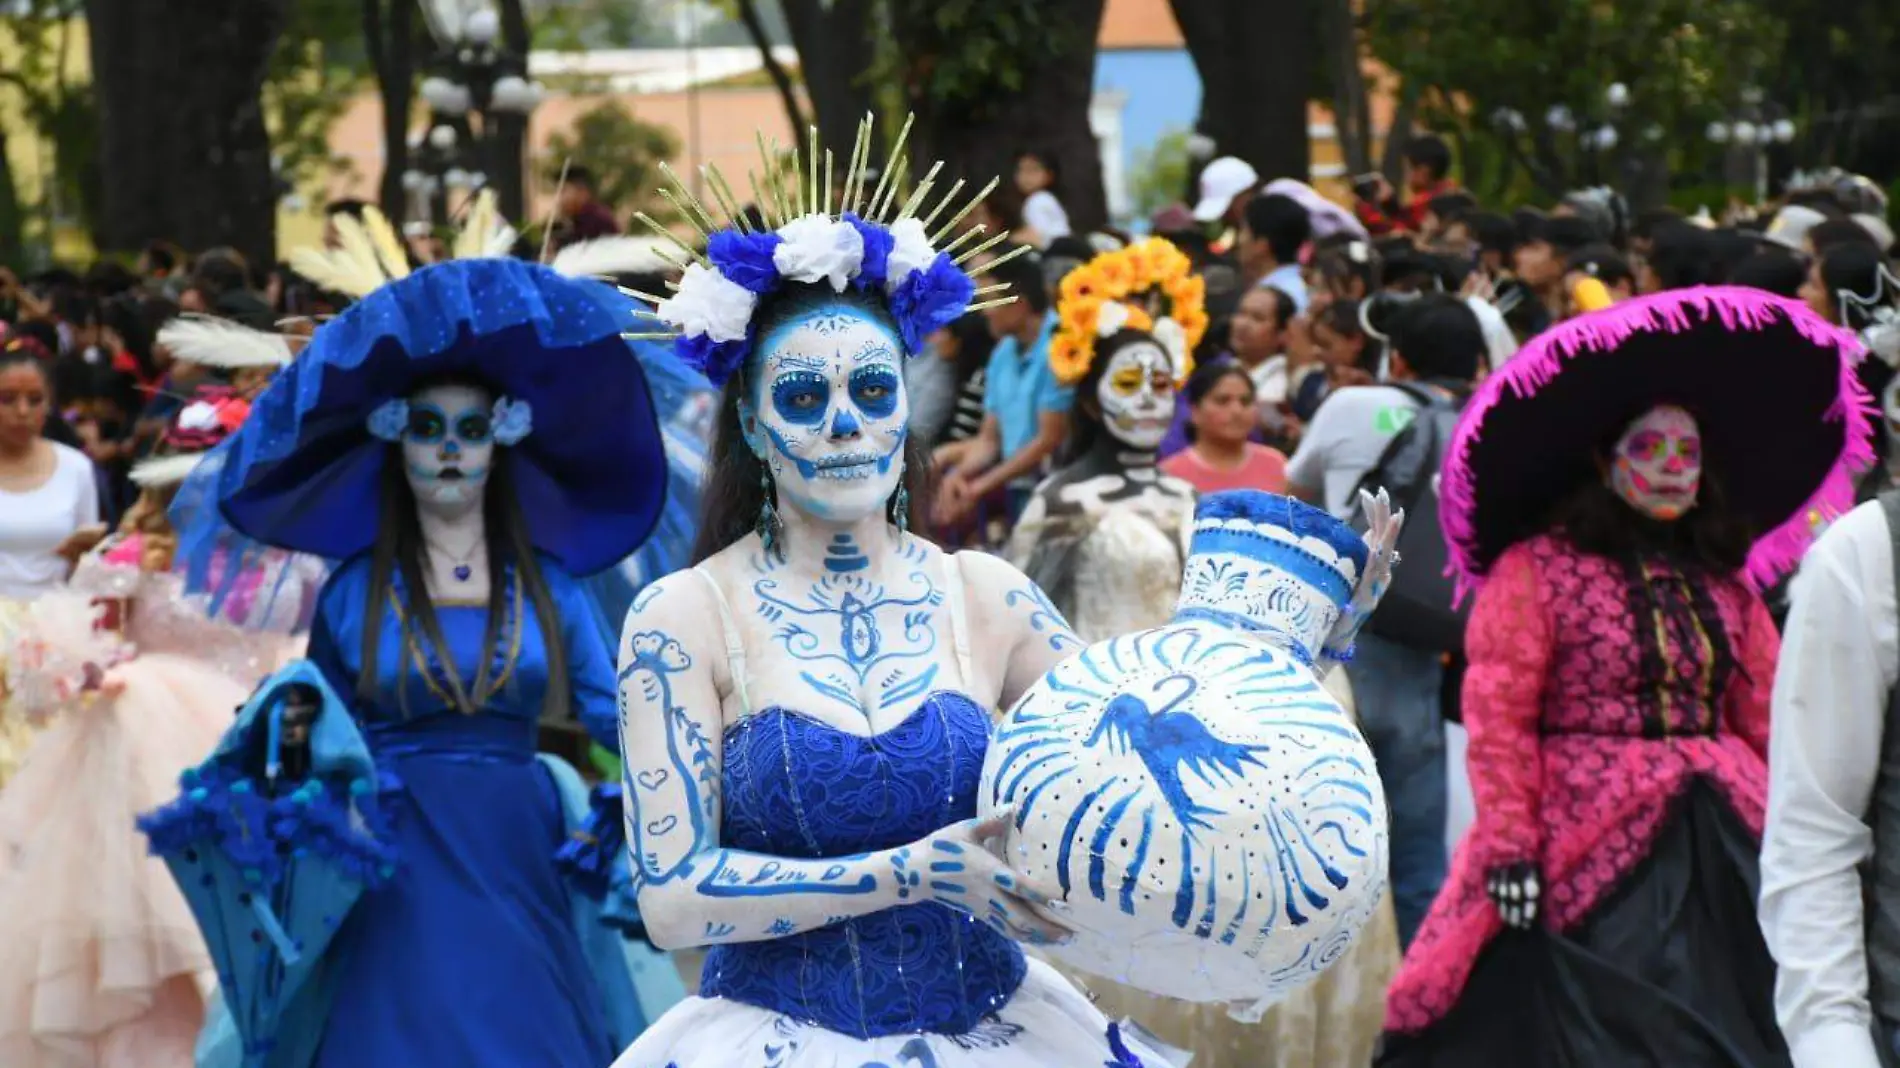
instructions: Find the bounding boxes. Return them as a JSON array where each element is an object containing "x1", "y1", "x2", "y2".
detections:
[
  {"x1": 1096, "y1": 301, "x2": 1133, "y2": 339},
  {"x1": 659, "y1": 263, "x2": 757, "y2": 343},
  {"x1": 773, "y1": 213, "x2": 865, "y2": 293},
  {"x1": 886, "y1": 217, "x2": 937, "y2": 290},
  {"x1": 177, "y1": 401, "x2": 223, "y2": 433},
  {"x1": 1151, "y1": 317, "x2": 1190, "y2": 381}
]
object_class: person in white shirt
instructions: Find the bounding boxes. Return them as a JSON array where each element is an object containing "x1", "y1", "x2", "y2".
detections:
[
  {"x1": 1764, "y1": 495, "x2": 1900, "y2": 1068},
  {"x1": 0, "y1": 350, "x2": 103, "y2": 600},
  {"x1": 1013, "y1": 150, "x2": 1071, "y2": 250}
]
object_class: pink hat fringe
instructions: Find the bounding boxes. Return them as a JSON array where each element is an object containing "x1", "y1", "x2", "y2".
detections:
[{"x1": 1440, "y1": 285, "x2": 1875, "y2": 603}]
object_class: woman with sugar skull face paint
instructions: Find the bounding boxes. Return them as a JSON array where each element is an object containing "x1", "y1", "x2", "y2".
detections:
[
  {"x1": 147, "y1": 257, "x2": 679, "y2": 1066},
  {"x1": 1378, "y1": 288, "x2": 1874, "y2": 1067},
  {"x1": 607, "y1": 122, "x2": 1194, "y2": 1068},
  {"x1": 1005, "y1": 241, "x2": 1204, "y2": 645}
]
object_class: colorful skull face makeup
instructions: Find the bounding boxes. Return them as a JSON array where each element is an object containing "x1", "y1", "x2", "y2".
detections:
[
  {"x1": 1608, "y1": 404, "x2": 1702, "y2": 521},
  {"x1": 1096, "y1": 338, "x2": 1178, "y2": 451},
  {"x1": 746, "y1": 306, "x2": 908, "y2": 524},
  {"x1": 401, "y1": 382, "x2": 496, "y2": 510}
]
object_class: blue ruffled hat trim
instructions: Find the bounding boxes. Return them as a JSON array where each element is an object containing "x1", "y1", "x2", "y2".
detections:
[{"x1": 215, "y1": 258, "x2": 668, "y2": 576}]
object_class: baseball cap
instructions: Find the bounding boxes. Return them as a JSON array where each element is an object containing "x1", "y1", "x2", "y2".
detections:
[{"x1": 1192, "y1": 157, "x2": 1259, "y2": 222}]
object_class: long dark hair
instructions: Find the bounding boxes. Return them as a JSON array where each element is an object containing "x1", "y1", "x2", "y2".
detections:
[
  {"x1": 690, "y1": 286, "x2": 933, "y2": 564},
  {"x1": 359, "y1": 380, "x2": 567, "y2": 720}
]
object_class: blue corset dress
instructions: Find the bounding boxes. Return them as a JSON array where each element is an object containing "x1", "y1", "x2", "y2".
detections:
[{"x1": 699, "y1": 694, "x2": 1028, "y2": 1038}]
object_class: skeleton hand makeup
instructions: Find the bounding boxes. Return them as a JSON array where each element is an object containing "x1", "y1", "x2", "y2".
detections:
[
  {"x1": 398, "y1": 382, "x2": 498, "y2": 511},
  {"x1": 1608, "y1": 404, "x2": 1702, "y2": 522},
  {"x1": 1096, "y1": 338, "x2": 1178, "y2": 452},
  {"x1": 745, "y1": 307, "x2": 908, "y2": 525}
]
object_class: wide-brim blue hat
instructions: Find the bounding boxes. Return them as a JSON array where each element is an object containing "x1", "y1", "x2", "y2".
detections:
[{"x1": 216, "y1": 258, "x2": 666, "y2": 576}]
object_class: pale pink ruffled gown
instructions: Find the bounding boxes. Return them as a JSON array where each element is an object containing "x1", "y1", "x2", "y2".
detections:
[{"x1": 0, "y1": 537, "x2": 312, "y2": 1068}]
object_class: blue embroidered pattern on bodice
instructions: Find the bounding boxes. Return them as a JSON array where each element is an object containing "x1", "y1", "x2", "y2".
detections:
[{"x1": 699, "y1": 692, "x2": 1028, "y2": 1037}]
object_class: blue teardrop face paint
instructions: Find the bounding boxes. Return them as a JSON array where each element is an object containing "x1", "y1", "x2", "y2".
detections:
[{"x1": 751, "y1": 304, "x2": 909, "y2": 525}]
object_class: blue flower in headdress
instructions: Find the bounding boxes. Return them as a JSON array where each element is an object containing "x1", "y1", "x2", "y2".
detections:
[
  {"x1": 843, "y1": 213, "x2": 894, "y2": 290},
  {"x1": 707, "y1": 230, "x2": 783, "y2": 295},
  {"x1": 679, "y1": 332, "x2": 751, "y2": 391},
  {"x1": 890, "y1": 253, "x2": 977, "y2": 354}
]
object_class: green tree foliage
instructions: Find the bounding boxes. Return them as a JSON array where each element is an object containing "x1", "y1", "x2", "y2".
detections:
[
  {"x1": 542, "y1": 99, "x2": 682, "y2": 223},
  {"x1": 1128, "y1": 129, "x2": 1191, "y2": 220},
  {"x1": 265, "y1": 0, "x2": 371, "y2": 191},
  {"x1": 1, "y1": 0, "x2": 96, "y2": 247},
  {"x1": 1366, "y1": 0, "x2": 1782, "y2": 200}
]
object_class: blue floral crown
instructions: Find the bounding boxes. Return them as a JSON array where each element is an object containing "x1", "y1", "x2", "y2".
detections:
[{"x1": 624, "y1": 116, "x2": 1026, "y2": 388}]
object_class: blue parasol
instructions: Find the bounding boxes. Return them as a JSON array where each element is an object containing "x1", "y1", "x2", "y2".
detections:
[
  {"x1": 213, "y1": 258, "x2": 669, "y2": 577},
  {"x1": 139, "y1": 662, "x2": 395, "y2": 1068}
]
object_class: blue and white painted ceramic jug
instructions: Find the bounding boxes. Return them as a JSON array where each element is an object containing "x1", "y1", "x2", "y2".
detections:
[{"x1": 980, "y1": 490, "x2": 1397, "y2": 1017}]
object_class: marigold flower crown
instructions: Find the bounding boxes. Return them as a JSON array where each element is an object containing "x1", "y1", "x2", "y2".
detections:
[
  {"x1": 1050, "y1": 238, "x2": 1209, "y2": 387},
  {"x1": 624, "y1": 115, "x2": 1025, "y2": 388}
]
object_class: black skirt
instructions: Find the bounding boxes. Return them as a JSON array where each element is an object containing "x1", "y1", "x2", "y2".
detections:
[{"x1": 1379, "y1": 779, "x2": 1791, "y2": 1068}]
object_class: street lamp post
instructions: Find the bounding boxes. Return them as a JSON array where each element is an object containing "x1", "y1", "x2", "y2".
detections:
[
  {"x1": 1705, "y1": 89, "x2": 1797, "y2": 204},
  {"x1": 413, "y1": 4, "x2": 545, "y2": 227}
]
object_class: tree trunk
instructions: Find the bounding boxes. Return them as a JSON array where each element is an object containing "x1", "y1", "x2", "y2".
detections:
[
  {"x1": 492, "y1": 0, "x2": 530, "y2": 222},
  {"x1": 778, "y1": 0, "x2": 876, "y2": 167},
  {"x1": 898, "y1": 0, "x2": 1110, "y2": 232},
  {"x1": 1379, "y1": 80, "x2": 1421, "y2": 181},
  {"x1": 365, "y1": 0, "x2": 417, "y2": 224},
  {"x1": 1324, "y1": 0, "x2": 1372, "y2": 177},
  {"x1": 735, "y1": 0, "x2": 809, "y2": 141},
  {"x1": 87, "y1": 0, "x2": 288, "y2": 266},
  {"x1": 1172, "y1": 0, "x2": 1312, "y2": 185},
  {"x1": 0, "y1": 126, "x2": 23, "y2": 268}
]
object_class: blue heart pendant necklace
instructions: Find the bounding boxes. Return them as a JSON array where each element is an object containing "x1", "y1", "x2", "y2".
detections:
[{"x1": 426, "y1": 534, "x2": 484, "y2": 584}]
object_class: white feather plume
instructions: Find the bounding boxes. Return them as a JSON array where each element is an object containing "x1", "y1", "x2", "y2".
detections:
[
  {"x1": 550, "y1": 236, "x2": 674, "y2": 280},
  {"x1": 130, "y1": 452, "x2": 206, "y2": 488},
  {"x1": 157, "y1": 316, "x2": 294, "y2": 370},
  {"x1": 453, "y1": 189, "x2": 517, "y2": 261}
]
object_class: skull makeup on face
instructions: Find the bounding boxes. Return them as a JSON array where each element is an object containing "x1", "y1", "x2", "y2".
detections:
[
  {"x1": 1608, "y1": 404, "x2": 1702, "y2": 521},
  {"x1": 401, "y1": 382, "x2": 497, "y2": 511},
  {"x1": 1096, "y1": 338, "x2": 1178, "y2": 451},
  {"x1": 745, "y1": 303, "x2": 909, "y2": 524}
]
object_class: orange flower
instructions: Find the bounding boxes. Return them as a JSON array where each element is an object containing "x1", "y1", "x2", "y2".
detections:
[{"x1": 1048, "y1": 334, "x2": 1092, "y2": 385}]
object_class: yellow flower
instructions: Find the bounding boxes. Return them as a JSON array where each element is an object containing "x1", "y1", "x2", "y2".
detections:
[
  {"x1": 1094, "y1": 256, "x2": 1135, "y2": 297},
  {"x1": 1049, "y1": 334, "x2": 1092, "y2": 385}
]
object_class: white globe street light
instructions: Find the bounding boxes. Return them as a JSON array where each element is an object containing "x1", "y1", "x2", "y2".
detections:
[
  {"x1": 1772, "y1": 118, "x2": 1797, "y2": 144},
  {"x1": 1546, "y1": 105, "x2": 1575, "y2": 132},
  {"x1": 1592, "y1": 125, "x2": 1619, "y2": 151},
  {"x1": 1731, "y1": 121, "x2": 1759, "y2": 146},
  {"x1": 428, "y1": 124, "x2": 458, "y2": 150},
  {"x1": 464, "y1": 8, "x2": 500, "y2": 45},
  {"x1": 1606, "y1": 82, "x2": 1630, "y2": 109},
  {"x1": 1706, "y1": 121, "x2": 1731, "y2": 144}
]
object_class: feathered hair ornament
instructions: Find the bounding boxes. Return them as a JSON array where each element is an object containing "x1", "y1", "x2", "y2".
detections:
[
  {"x1": 623, "y1": 114, "x2": 1026, "y2": 388},
  {"x1": 156, "y1": 315, "x2": 296, "y2": 371}
]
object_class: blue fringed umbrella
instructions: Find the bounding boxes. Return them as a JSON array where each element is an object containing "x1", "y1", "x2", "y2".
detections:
[{"x1": 139, "y1": 662, "x2": 394, "y2": 1067}]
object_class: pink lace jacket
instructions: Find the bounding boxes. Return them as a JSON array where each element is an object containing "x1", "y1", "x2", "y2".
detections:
[{"x1": 1384, "y1": 534, "x2": 1778, "y2": 1032}]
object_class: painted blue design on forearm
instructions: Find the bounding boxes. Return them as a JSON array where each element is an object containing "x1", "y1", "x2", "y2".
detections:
[
  {"x1": 619, "y1": 631, "x2": 711, "y2": 884},
  {"x1": 693, "y1": 852, "x2": 879, "y2": 897},
  {"x1": 1004, "y1": 584, "x2": 1080, "y2": 652}
]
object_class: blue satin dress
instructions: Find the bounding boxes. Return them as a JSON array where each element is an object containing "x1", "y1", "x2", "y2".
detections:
[{"x1": 305, "y1": 554, "x2": 621, "y2": 1067}]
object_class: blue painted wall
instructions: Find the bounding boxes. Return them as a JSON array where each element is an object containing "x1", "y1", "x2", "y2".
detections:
[{"x1": 1094, "y1": 48, "x2": 1201, "y2": 210}]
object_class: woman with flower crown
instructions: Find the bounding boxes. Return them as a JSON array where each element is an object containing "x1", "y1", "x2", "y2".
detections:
[
  {"x1": 608, "y1": 120, "x2": 1175, "y2": 1067},
  {"x1": 1004, "y1": 238, "x2": 1204, "y2": 644},
  {"x1": 0, "y1": 386, "x2": 318, "y2": 1068}
]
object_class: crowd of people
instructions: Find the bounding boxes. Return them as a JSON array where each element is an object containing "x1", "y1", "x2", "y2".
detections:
[{"x1": 0, "y1": 118, "x2": 1895, "y2": 1068}]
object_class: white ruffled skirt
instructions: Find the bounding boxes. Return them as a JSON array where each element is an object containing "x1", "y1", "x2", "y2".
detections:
[{"x1": 612, "y1": 957, "x2": 1173, "y2": 1067}]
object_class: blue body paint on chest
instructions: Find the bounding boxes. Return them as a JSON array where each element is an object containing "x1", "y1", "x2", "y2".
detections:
[{"x1": 825, "y1": 534, "x2": 870, "y2": 574}]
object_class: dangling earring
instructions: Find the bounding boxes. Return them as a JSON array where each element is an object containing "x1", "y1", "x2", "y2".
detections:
[
  {"x1": 757, "y1": 466, "x2": 782, "y2": 559},
  {"x1": 893, "y1": 473, "x2": 911, "y2": 537}
]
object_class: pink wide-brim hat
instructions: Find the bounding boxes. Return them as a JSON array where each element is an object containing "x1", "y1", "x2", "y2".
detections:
[{"x1": 1439, "y1": 286, "x2": 1874, "y2": 600}]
